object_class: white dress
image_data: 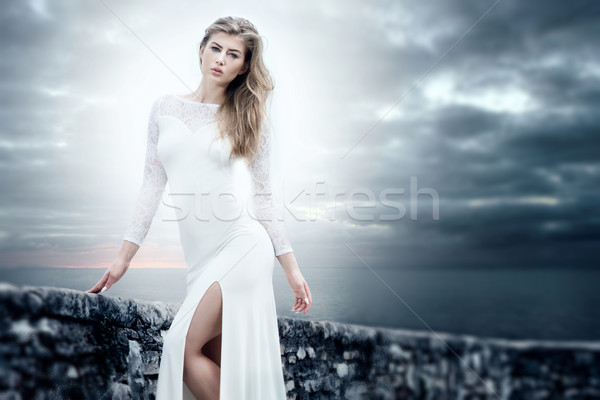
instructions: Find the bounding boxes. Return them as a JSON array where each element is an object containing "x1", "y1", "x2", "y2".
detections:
[{"x1": 122, "y1": 94, "x2": 292, "y2": 399}]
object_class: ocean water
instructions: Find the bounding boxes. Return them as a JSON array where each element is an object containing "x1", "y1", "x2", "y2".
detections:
[{"x1": 1, "y1": 266, "x2": 599, "y2": 342}]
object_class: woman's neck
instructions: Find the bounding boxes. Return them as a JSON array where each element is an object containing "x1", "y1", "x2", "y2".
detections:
[{"x1": 185, "y1": 81, "x2": 225, "y2": 105}]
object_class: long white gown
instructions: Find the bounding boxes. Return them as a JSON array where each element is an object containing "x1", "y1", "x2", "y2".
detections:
[{"x1": 122, "y1": 94, "x2": 292, "y2": 399}]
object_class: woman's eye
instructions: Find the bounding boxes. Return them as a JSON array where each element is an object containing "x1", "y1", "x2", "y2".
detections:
[
  {"x1": 230, "y1": 53, "x2": 238, "y2": 59},
  {"x1": 211, "y1": 46, "x2": 219, "y2": 52}
]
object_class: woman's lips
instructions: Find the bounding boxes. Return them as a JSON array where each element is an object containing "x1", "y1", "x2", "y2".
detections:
[{"x1": 211, "y1": 68, "x2": 223, "y2": 75}]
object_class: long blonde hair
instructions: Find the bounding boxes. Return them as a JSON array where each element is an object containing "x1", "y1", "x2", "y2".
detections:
[{"x1": 198, "y1": 16, "x2": 274, "y2": 164}]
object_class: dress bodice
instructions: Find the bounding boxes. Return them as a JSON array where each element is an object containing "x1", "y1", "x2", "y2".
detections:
[{"x1": 122, "y1": 94, "x2": 293, "y2": 257}]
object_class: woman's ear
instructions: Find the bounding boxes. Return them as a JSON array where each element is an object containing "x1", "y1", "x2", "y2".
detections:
[
  {"x1": 199, "y1": 44, "x2": 205, "y2": 64},
  {"x1": 239, "y1": 62, "x2": 249, "y2": 75}
]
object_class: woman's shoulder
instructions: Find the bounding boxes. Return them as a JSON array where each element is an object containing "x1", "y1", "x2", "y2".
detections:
[{"x1": 149, "y1": 94, "x2": 181, "y2": 113}]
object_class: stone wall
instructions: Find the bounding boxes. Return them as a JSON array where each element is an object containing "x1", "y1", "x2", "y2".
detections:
[{"x1": 1, "y1": 282, "x2": 599, "y2": 399}]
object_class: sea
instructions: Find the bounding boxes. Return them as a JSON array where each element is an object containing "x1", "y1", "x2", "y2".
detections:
[{"x1": 1, "y1": 266, "x2": 599, "y2": 342}]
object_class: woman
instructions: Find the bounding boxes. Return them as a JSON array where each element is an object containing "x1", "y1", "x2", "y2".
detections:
[{"x1": 87, "y1": 16, "x2": 311, "y2": 400}]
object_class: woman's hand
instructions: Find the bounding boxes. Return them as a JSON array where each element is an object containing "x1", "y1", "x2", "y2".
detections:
[
  {"x1": 285, "y1": 268, "x2": 312, "y2": 315},
  {"x1": 86, "y1": 258, "x2": 130, "y2": 294}
]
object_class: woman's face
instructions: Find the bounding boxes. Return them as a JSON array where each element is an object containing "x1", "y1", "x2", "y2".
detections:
[{"x1": 200, "y1": 32, "x2": 249, "y2": 85}]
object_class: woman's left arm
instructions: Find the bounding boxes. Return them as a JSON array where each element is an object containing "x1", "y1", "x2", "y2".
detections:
[
  {"x1": 248, "y1": 118, "x2": 312, "y2": 314},
  {"x1": 248, "y1": 118, "x2": 294, "y2": 262}
]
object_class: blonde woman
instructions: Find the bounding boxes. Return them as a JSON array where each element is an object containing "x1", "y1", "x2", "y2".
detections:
[{"x1": 87, "y1": 16, "x2": 311, "y2": 400}]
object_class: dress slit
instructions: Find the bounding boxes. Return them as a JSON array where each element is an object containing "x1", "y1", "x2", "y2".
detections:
[{"x1": 182, "y1": 280, "x2": 224, "y2": 398}]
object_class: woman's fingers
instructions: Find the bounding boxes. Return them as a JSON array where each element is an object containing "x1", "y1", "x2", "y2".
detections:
[
  {"x1": 291, "y1": 298, "x2": 302, "y2": 311},
  {"x1": 304, "y1": 282, "x2": 313, "y2": 313},
  {"x1": 86, "y1": 270, "x2": 109, "y2": 293},
  {"x1": 292, "y1": 286, "x2": 312, "y2": 314},
  {"x1": 286, "y1": 271, "x2": 312, "y2": 315},
  {"x1": 292, "y1": 301, "x2": 304, "y2": 313},
  {"x1": 292, "y1": 297, "x2": 306, "y2": 313},
  {"x1": 298, "y1": 282, "x2": 312, "y2": 314}
]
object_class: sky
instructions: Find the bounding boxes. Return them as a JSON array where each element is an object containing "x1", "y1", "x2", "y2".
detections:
[{"x1": 0, "y1": 0, "x2": 599, "y2": 270}]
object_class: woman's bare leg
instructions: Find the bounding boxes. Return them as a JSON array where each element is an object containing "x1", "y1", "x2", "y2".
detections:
[{"x1": 183, "y1": 281, "x2": 223, "y2": 400}]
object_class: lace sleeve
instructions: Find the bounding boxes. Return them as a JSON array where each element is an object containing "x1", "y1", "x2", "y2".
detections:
[
  {"x1": 122, "y1": 97, "x2": 168, "y2": 246},
  {"x1": 248, "y1": 120, "x2": 294, "y2": 256}
]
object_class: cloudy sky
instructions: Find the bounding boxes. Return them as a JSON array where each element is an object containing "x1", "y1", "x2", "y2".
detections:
[{"x1": 0, "y1": 0, "x2": 598, "y2": 271}]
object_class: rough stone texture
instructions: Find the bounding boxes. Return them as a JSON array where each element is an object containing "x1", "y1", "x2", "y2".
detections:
[{"x1": 1, "y1": 282, "x2": 599, "y2": 399}]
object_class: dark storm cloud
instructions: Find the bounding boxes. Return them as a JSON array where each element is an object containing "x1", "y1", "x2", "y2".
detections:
[
  {"x1": 316, "y1": 0, "x2": 600, "y2": 268},
  {"x1": 0, "y1": 0, "x2": 145, "y2": 261}
]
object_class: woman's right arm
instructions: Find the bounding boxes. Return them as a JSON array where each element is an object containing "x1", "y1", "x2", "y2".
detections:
[
  {"x1": 87, "y1": 96, "x2": 168, "y2": 293},
  {"x1": 122, "y1": 96, "x2": 168, "y2": 248}
]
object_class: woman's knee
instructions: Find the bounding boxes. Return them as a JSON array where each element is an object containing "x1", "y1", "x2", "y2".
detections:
[{"x1": 183, "y1": 352, "x2": 214, "y2": 380}]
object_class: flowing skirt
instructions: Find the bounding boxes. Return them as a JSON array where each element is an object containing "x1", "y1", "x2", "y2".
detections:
[{"x1": 155, "y1": 215, "x2": 288, "y2": 399}]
